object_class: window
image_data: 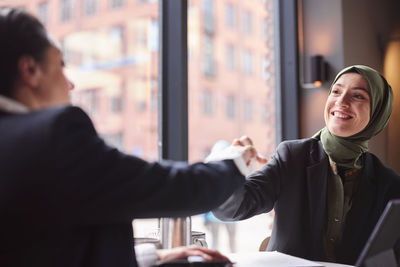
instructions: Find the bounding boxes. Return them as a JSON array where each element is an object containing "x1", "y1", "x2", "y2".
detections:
[
  {"x1": 60, "y1": 0, "x2": 73, "y2": 22},
  {"x1": 203, "y1": 0, "x2": 214, "y2": 34},
  {"x1": 84, "y1": 0, "x2": 97, "y2": 16},
  {"x1": 261, "y1": 104, "x2": 271, "y2": 124},
  {"x1": 262, "y1": 17, "x2": 269, "y2": 42},
  {"x1": 242, "y1": 49, "x2": 253, "y2": 75},
  {"x1": 226, "y1": 96, "x2": 236, "y2": 119},
  {"x1": 244, "y1": 100, "x2": 253, "y2": 122},
  {"x1": 82, "y1": 89, "x2": 99, "y2": 116},
  {"x1": 148, "y1": 19, "x2": 159, "y2": 52},
  {"x1": 203, "y1": 35, "x2": 215, "y2": 77},
  {"x1": 225, "y1": 44, "x2": 235, "y2": 70},
  {"x1": 202, "y1": 91, "x2": 214, "y2": 115},
  {"x1": 111, "y1": 0, "x2": 125, "y2": 9},
  {"x1": 242, "y1": 10, "x2": 252, "y2": 35},
  {"x1": 189, "y1": 0, "x2": 277, "y2": 252},
  {"x1": 136, "y1": 25, "x2": 147, "y2": 47},
  {"x1": 225, "y1": 3, "x2": 235, "y2": 28},
  {"x1": 37, "y1": 2, "x2": 48, "y2": 25},
  {"x1": 262, "y1": 57, "x2": 271, "y2": 81},
  {"x1": 150, "y1": 79, "x2": 158, "y2": 111},
  {"x1": 110, "y1": 26, "x2": 125, "y2": 55},
  {"x1": 0, "y1": 0, "x2": 282, "y2": 255},
  {"x1": 111, "y1": 96, "x2": 123, "y2": 113}
]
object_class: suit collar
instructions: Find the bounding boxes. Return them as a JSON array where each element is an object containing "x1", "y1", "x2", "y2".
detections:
[{"x1": 0, "y1": 94, "x2": 29, "y2": 114}]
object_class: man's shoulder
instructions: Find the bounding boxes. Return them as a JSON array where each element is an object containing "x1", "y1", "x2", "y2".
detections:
[{"x1": 30, "y1": 105, "x2": 88, "y2": 122}]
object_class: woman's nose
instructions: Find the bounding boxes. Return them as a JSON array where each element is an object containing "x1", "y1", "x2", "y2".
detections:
[{"x1": 335, "y1": 93, "x2": 349, "y2": 107}]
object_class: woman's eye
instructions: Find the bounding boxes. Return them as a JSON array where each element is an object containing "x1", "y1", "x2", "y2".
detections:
[
  {"x1": 331, "y1": 89, "x2": 340, "y2": 95},
  {"x1": 353, "y1": 94, "x2": 366, "y2": 100}
]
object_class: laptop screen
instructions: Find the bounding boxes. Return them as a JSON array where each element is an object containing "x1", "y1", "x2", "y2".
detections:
[{"x1": 355, "y1": 199, "x2": 400, "y2": 267}]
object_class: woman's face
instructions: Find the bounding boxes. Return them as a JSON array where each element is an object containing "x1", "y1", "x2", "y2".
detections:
[
  {"x1": 36, "y1": 44, "x2": 74, "y2": 107},
  {"x1": 324, "y1": 72, "x2": 371, "y2": 137}
]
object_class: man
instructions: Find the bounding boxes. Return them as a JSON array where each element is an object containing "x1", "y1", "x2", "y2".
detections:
[{"x1": 0, "y1": 8, "x2": 266, "y2": 267}]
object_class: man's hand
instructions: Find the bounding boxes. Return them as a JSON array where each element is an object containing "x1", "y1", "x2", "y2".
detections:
[{"x1": 156, "y1": 245, "x2": 230, "y2": 263}]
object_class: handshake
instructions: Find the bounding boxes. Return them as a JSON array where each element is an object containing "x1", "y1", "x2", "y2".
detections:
[{"x1": 205, "y1": 135, "x2": 268, "y2": 176}]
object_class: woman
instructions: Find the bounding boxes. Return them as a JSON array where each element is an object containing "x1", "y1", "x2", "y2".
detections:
[
  {"x1": 0, "y1": 8, "x2": 266, "y2": 267},
  {"x1": 214, "y1": 65, "x2": 400, "y2": 264}
]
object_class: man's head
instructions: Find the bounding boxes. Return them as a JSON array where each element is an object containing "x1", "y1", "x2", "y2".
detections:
[{"x1": 0, "y1": 8, "x2": 73, "y2": 109}]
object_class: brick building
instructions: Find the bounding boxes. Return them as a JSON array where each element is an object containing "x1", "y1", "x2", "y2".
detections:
[{"x1": 1, "y1": 0, "x2": 277, "y2": 162}]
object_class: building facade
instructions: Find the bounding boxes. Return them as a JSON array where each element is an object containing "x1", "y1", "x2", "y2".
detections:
[{"x1": 1, "y1": 0, "x2": 276, "y2": 162}]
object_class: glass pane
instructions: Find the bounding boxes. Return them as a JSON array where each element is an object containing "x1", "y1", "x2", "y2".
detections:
[
  {"x1": 188, "y1": 0, "x2": 277, "y2": 253},
  {"x1": 1, "y1": 0, "x2": 159, "y2": 239}
]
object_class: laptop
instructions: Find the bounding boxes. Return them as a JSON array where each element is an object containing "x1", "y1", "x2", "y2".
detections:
[{"x1": 355, "y1": 199, "x2": 400, "y2": 267}]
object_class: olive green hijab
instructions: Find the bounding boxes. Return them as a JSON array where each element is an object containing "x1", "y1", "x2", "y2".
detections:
[{"x1": 313, "y1": 65, "x2": 393, "y2": 169}]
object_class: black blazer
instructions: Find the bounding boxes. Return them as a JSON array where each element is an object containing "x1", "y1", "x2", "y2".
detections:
[
  {"x1": 0, "y1": 106, "x2": 245, "y2": 267},
  {"x1": 213, "y1": 138, "x2": 400, "y2": 265}
]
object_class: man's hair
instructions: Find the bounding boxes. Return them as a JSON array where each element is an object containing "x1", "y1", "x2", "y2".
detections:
[{"x1": 0, "y1": 8, "x2": 51, "y2": 97}]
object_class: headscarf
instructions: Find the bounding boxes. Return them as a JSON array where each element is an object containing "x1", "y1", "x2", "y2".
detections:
[{"x1": 313, "y1": 65, "x2": 393, "y2": 169}]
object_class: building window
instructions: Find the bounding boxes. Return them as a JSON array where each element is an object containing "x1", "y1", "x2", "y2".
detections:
[
  {"x1": 244, "y1": 100, "x2": 253, "y2": 122},
  {"x1": 111, "y1": 0, "x2": 125, "y2": 9},
  {"x1": 225, "y1": 44, "x2": 235, "y2": 70},
  {"x1": 225, "y1": 3, "x2": 235, "y2": 28},
  {"x1": 226, "y1": 96, "x2": 236, "y2": 119},
  {"x1": 110, "y1": 26, "x2": 125, "y2": 55},
  {"x1": 149, "y1": 19, "x2": 159, "y2": 52},
  {"x1": 262, "y1": 57, "x2": 271, "y2": 81},
  {"x1": 202, "y1": 91, "x2": 214, "y2": 115},
  {"x1": 203, "y1": 0, "x2": 214, "y2": 34},
  {"x1": 150, "y1": 79, "x2": 158, "y2": 111},
  {"x1": 37, "y1": 2, "x2": 49, "y2": 25},
  {"x1": 262, "y1": 17, "x2": 269, "y2": 42},
  {"x1": 242, "y1": 50, "x2": 253, "y2": 75},
  {"x1": 242, "y1": 10, "x2": 252, "y2": 35},
  {"x1": 111, "y1": 96, "x2": 123, "y2": 113},
  {"x1": 136, "y1": 25, "x2": 147, "y2": 47},
  {"x1": 261, "y1": 105, "x2": 271, "y2": 124},
  {"x1": 84, "y1": 0, "x2": 98, "y2": 16},
  {"x1": 137, "y1": 101, "x2": 147, "y2": 112},
  {"x1": 81, "y1": 88, "x2": 99, "y2": 116},
  {"x1": 203, "y1": 35, "x2": 215, "y2": 77},
  {"x1": 60, "y1": 0, "x2": 73, "y2": 22}
]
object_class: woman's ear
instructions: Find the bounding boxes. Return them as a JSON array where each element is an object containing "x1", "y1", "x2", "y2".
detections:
[{"x1": 17, "y1": 55, "x2": 43, "y2": 89}]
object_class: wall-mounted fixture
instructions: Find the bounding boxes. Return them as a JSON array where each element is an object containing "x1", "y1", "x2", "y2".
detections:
[{"x1": 310, "y1": 55, "x2": 328, "y2": 87}]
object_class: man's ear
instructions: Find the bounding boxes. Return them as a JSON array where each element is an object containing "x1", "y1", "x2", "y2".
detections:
[{"x1": 17, "y1": 55, "x2": 43, "y2": 88}]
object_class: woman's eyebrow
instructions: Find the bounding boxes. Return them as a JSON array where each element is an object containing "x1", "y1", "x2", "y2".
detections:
[
  {"x1": 334, "y1": 83, "x2": 369, "y2": 93},
  {"x1": 352, "y1": 86, "x2": 369, "y2": 94}
]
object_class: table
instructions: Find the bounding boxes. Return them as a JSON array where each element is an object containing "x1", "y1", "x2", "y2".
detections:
[{"x1": 228, "y1": 251, "x2": 354, "y2": 267}]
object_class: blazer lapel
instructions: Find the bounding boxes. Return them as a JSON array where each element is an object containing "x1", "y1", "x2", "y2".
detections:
[{"x1": 306, "y1": 142, "x2": 329, "y2": 258}]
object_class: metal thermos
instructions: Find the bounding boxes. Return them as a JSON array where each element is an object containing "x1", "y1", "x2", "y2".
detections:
[{"x1": 160, "y1": 217, "x2": 192, "y2": 248}]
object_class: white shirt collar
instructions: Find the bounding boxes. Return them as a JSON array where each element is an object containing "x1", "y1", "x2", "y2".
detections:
[{"x1": 0, "y1": 94, "x2": 29, "y2": 114}]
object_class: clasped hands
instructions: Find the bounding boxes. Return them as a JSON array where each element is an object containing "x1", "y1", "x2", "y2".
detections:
[{"x1": 231, "y1": 135, "x2": 268, "y2": 167}]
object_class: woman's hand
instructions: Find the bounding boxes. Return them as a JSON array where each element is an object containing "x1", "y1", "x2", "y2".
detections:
[
  {"x1": 231, "y1": 135, "x2": 268, "y2": 166},
  {"x1": 156, "y1": 245, "x2": 231, "y2": 262}
]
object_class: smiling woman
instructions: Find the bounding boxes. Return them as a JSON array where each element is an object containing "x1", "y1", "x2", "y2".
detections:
[{"x1": 212, "y1": 65, "x2": 400, "y2": 265}]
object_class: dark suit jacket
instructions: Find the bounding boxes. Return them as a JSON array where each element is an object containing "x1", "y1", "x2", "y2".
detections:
[
  {"x1": 213, "y1": 138, "x2": 400, "y2": 265},
  {"x1": 0, "y1": 106, "x2": 245, "y2": 267}
]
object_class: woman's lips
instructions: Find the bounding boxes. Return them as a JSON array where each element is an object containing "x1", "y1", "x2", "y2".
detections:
[{"x1": 331, "y1": 110, "x2": 352, "y2": 119}]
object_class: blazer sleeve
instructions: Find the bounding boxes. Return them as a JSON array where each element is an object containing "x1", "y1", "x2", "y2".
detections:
[
  {"x1": 213, "y1": 141, "x2": 288, "y2": 221},
  {"x1": 46, "y1": 106, "x2": 245, "y2": 225}
]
